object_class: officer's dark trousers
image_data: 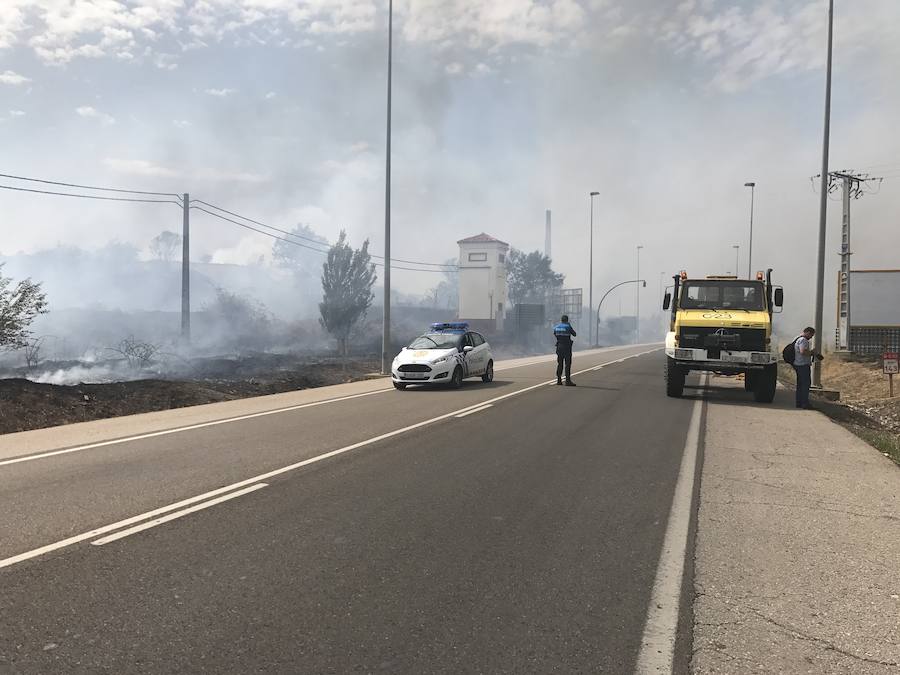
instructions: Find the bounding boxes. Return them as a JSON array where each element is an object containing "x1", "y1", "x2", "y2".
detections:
[{"x1": 556, "y1": 346, "x2": 572, "y2": 382}]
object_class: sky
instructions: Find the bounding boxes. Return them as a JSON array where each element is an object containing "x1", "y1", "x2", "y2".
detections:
[{"x1": 1, "y1": 0, "x2": 899, "y2": 336}]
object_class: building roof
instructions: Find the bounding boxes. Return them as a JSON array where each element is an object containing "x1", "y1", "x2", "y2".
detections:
[{"x1": 457, "y1": 232, "x2": 509, "y2": 246}]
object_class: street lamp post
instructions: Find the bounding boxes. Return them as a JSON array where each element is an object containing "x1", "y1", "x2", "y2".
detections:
[
  {"x1": 732, "y1": 244, "x2": 740, "y2": 276},
  {"x1": 588, "y1": 191, "x2": 599, "y2": 347},
  {"x1": 744, "y1": 182, "x2": 755, "y2": 279},
  {"x1": 813, "y1": 0, "x2": 835, "y2": 388},
  {"x1": 381, "y1": 0, "x2": 393, "y2": 375},
  {"x1": 635, "y1": 245, "x2": 643, "y2": 343},
  {"x1": 596, "y1": 279, "x2": 647, "y2": 345}
]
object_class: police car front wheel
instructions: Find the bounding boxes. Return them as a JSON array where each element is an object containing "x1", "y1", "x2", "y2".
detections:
[
  {"x1": 482, "y1": 361, "x2": 494, "y2": 383},
  {"x1": 393, "y1": 381, "x2": 407, "y2": 390},
  {"x1": 449, "y1": 366, "x2": 463, "y2": 389}
]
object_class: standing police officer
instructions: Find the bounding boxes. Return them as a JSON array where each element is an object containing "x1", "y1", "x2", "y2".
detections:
[{"x1": 553, "y1": 314, "x2": 577, "y2": 386}]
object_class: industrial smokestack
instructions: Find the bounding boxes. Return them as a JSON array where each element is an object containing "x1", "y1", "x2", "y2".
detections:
[{"x1": 545, "y1": 209, "x2": 552, "y2": 259}]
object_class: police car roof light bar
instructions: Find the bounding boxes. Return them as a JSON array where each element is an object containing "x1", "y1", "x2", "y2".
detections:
[{"x1": 430, "y1": 322, "x2": 469, "y2": 333}]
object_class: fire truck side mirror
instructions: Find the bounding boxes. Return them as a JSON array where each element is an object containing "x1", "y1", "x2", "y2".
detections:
[
  {"x1": 774, "y1": 288, "x2": 783, "y2": 307},
  {"x1": 663, "y1": 292, "x2": 671, "y2": 311}
]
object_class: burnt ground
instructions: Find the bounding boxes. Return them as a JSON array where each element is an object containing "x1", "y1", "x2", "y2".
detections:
[{"x1": 0, "y1": 356, "x2": 380, "y2": 435}]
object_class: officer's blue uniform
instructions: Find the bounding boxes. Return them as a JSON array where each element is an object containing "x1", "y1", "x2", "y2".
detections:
[{"x1": 553, "y1": 322, "x2": 577, "y2": 384}]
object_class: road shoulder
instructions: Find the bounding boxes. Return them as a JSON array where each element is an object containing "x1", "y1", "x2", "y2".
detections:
[{"x1": 692, "y1": 377, "x2": 900, "y2": 673}]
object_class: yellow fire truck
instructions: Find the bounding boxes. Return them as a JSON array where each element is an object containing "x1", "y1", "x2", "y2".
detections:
[{"x1": 663, "y1": 270, "x2": 783, "y2": 402}]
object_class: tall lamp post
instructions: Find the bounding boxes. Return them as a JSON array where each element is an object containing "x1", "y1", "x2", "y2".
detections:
[
  {"x1": 381, "y1": 0, "x2": 393, "y2": 375},
  {"x1": 588, "y1": 191, "x2": 599, "y2": 346},
  {"x1": 813, "y1": 0, "x2": 835, "y2": 388},
  {"x1": 635, "y1": 245, "x2": 644, "y2": 343},
  {"x1": 732, "y1": 244, "x2": 740, "y2": 276},
  {"x1": 595, "y1": 279, "x2": 647, "y2": 345},
  {"x1": 744, "y1": 182, "x2": 755, "y2": 279}
]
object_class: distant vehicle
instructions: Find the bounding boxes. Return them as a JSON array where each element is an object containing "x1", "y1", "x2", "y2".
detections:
[
  {"x1": 662, "y1": 270, "x2": 784, "y2": 402},
  {"x1": 391, "y1": 322, "x2": 494, "y2": 390}
]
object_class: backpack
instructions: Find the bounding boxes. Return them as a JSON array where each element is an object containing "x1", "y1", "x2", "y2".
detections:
[{"x1": 781, "y1": 336, "x2": 801, "y2": 364}]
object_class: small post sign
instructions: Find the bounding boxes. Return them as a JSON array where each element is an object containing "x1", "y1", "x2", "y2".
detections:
[{"x1": 884, "y1": 352, "x2": 899, "y2": 397}]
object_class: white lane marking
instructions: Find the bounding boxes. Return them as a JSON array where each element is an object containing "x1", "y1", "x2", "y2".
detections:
[
  {"x1": 91, "y1": 484, "x2": 268, "y2": 546},
  {"x1": 1, "y1": 345, "x2": 650, "y2": 469},
  {"x1": 634, "y1": 374, "x2": 706, "y2": 675},
  {"x1": 455, "y1": 404, "x2": 493, "y2": 418},
  {"x1": 0, "y1": 389, "x2": 391, "y2": 468},
  {"x1": 0, "y1": 347, "x2": 661, "y2": 569}
]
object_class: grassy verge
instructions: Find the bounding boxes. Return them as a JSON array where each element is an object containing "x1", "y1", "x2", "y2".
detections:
[{"x1": 847, "y1": 425, "x2": 900, "y2": 465}]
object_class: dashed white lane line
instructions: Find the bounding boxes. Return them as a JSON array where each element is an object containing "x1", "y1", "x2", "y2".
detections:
[
  {"x1": 1, "y1": 345, "x2": 649, "y2": 469},
  {"x1": 0, "y1": 347, "x2": 661, "y2": 569},
  {"x1": 455, "y1": 404, "x2": 494, "y2": 418},
  {"x1": 634, "y1": 374, "x2": 706, "y2": 674},
  {"x1": 91, "y1": 484, "x2": 268, "y2": 546}
]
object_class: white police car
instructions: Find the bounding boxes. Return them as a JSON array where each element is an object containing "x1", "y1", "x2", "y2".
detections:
[{"x1": 392, "y1": 323, "x2": 494, "y2": 390}]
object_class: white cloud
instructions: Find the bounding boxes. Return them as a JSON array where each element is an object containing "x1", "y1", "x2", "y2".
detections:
[
  {"x1": 0, "y1": 70, "x2": 31, "y2": 85},
  {"x1": 9, "y1": 110, "x2": 26, "y2": 117},
  {"x1": 204, "y1": 87, "x2": 237, "y2": 97},
  {"x1": 401, "y1": 0, "x2": 586, "y2": 50},
  {"x1": 173, "y1": 119, "x2": 191, "y2": 128},
  {"x1": 265, "y1": 91, "x2": 277, "y2": 99},
  {"x1": 445, "y1": 62, "x2": 463, "y2": 75},
  {"x1": 75, "y1": 105, "x2": 115, "y2": 125},
  {"x1": 660, "y1": 0, "x2": 900, "y2": 93},
  {"x1": 104, "y1": 157, "x2": 269, "y2": 184},
  {"x1": 103, "y1": 158, "x2": 180, "y2": 178}
]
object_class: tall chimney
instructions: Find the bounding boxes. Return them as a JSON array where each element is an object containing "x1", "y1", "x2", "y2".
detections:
[{"x1": 545, "y1": 209, "x2": 552, "y2": 259}]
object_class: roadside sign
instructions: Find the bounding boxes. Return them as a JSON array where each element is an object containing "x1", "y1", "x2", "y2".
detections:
[{"x1": 885, "y1": 352, "x2": 898, "y2": 398}]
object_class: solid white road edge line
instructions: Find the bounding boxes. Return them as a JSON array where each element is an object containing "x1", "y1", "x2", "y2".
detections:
[
  {"x1": 455, "y1": 404, "x2": 494, "y2": 418},
  {"x1": 0, "y1": 347, "x2": 661, "y2": 569},
  {"x1": 634, "y1": 374, "x2": 706, "y2": 675},
  {"x1": 1, "y1": 345, "x2": 649, "y2": 469},
  {"x1": 91, "y1": 484, "x2": 268, "y2": 546}
]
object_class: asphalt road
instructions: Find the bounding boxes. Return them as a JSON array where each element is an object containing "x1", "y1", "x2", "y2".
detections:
[{"x1": 0, "y1": 346, "x2": 701, "y2": 673}]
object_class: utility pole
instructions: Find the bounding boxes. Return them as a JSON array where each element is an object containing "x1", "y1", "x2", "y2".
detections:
[
  {"x1": 813, "y1": 0, "x2": 834, "y2": 388},
  {"x1": 588, "y1": 191, "x2": 599, "y2": 346},
  {"x1": 381, "y1": 0, "x2": 393, "y2": 375},
  {"x1": 814, "y1": 170, "x2": 883, "y2": 351},
  {"x1": 181, "y1": 192, "x2": 190, "y2": 344}
]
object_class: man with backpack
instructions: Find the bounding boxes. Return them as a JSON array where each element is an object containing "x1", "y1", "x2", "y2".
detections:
[
  {"x1": 553, "y1": 315, "x2": 577, "y2": 386},
  {"x1": 783, "y1": 327, "x2": 821, "y2": 409}
]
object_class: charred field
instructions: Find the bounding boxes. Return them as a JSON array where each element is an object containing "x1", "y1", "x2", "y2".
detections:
[{"x1": 0, "y1": 353, "x2": 380, "y2": 435}]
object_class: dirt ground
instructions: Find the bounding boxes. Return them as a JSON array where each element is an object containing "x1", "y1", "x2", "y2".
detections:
[
  {"x1": 779, "y1": 354, "x2": 900, "y2": 465},
  {"x1": 0, "y1": 357, "x2": 380, "y2": 435}
]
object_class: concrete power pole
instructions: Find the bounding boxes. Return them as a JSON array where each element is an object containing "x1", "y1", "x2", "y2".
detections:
[
  {"x1": 181, "y1": 192, "x2": 190, "y2": 344},
  {"x1": 825, "y1": 170, "x2": 883, "y2": 351}
]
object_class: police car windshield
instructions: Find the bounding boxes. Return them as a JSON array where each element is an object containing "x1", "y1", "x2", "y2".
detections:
[
  {"x1": 408, "y1": 333, "x2": 462, "y2": 350},
  {"x1": 680, "y1": 281, "x2": 765, "y2": 311}
]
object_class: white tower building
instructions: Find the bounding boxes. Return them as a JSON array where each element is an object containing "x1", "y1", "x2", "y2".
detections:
[{"x1": 457, "y1": 233, "x2": 509, "y2": 330}]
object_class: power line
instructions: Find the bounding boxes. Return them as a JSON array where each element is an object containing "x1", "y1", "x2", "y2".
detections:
[
  {"x1": 193, "y1": 198, "x2": 456, "y2": 269},
  {"x1": 190, "y1": 206, "x2": 455, "y2": 273},
  {"x1": 0, "y1": 172, "x2": 182, "y2": 199},
  {"x1": 0, "y1": 183, "x2": 182, "y2": 206}
]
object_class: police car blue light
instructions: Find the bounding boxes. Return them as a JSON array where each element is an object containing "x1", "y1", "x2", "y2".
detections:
[{"x1": 392, "y1": 324, "x2": 493, "y2": 390}]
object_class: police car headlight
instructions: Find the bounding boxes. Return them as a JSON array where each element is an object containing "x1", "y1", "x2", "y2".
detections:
[{"x1": 431, "y1": 355, "x2": 450, "y2": 365}]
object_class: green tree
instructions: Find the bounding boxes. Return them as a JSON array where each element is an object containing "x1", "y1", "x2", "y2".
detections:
[
  {"x1": 507, "y1": 249, "x2": 564, "y2": 305},
  {"x1": 319, "y1": 231, "x2": 377, "y2": 356},
  {"x1": 0, "y1": 264, "x2": 48, "y2": 351}
]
